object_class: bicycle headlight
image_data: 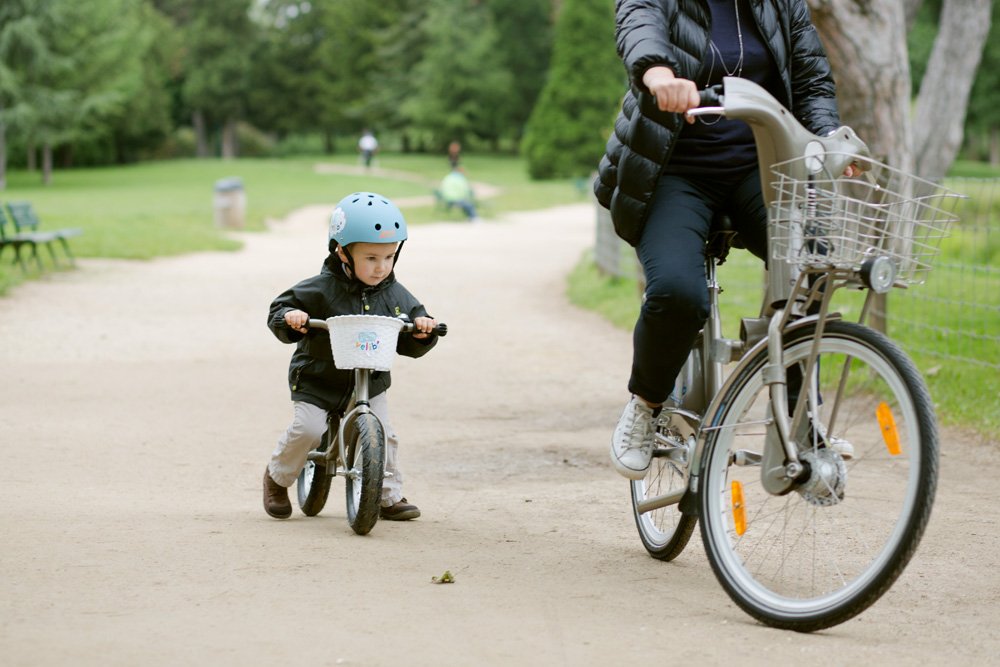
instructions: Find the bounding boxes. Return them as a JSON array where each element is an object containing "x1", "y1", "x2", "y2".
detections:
[{"x1": 860, "y1": 255, "x2": 896, "y2": 293}]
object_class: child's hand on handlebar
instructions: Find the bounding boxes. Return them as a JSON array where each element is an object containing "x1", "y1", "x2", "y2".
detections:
[
  {"x1": 643, "y1": 66, "x2": 700, "y2": 122},
  {"x1": 412, "y1": 316, "x2": 437, "y2": 339},
  {"x1": 284, "y1": 309, "x2": 310, "y2": 333}
]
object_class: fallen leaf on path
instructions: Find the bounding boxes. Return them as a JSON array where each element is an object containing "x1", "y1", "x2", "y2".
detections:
[{"x1": 431, "y1": 570, "x2": 455, "y2": 584}]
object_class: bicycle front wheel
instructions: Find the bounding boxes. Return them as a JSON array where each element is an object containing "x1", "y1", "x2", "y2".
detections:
[
  {"x1": 699, "y1": 321, "x2": 937, "y2": 632},
  {"x1": 344, "y1": 412, "x2": 385, "y2": 535}
]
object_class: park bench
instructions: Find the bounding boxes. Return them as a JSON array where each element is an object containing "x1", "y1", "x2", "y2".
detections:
[
  {"x1": 0, "y1": 202, "x2": 59, "y2": 272},
  {"x1": 4, "y1": 201, "x2": 82, "y2": 268}
]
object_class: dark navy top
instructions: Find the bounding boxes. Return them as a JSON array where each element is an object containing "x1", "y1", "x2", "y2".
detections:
[{"x1": 666, "y1": 0, "x2": 785, "y2": 176}]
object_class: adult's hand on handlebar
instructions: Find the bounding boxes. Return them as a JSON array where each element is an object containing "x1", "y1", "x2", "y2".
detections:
[{"x1": 643, "y1": 66, "x2": 700, "y2": 121}]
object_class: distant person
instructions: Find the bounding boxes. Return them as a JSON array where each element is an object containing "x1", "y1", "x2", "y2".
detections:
[
  {"x1": 439, "y1": 168, "x2": 478, "y2": 222},
  {"x1": 447, "y1": 141, "x2": 462, "y2": 169},
  {"x1": 358, "y1": 129, "x2": 378, "y2": 168},
  {"x1": 263, "y1": 192, "x2": 442, "y2": 521}
]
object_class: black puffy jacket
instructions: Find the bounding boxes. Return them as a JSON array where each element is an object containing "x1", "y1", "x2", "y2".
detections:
[
  {"x1": 595, "y1": 0, "x2": 842, "y2": 246},
  {"x1": 268, "y1": 255, "x2": 436, "y2": 411}
]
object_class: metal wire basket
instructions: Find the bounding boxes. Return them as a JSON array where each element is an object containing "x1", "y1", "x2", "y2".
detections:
[{"x1": 769, "y1": 155, "x2": 964, "y2": 286}]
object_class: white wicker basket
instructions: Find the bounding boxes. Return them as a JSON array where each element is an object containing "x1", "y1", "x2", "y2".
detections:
[{"x1": 327, "y1": 315, "x2": 403, "y2": 371}]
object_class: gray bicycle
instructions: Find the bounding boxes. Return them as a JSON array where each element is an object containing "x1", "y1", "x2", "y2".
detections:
[{"x1": 630, "y1": 77, "x2": 962, "y2": 631}]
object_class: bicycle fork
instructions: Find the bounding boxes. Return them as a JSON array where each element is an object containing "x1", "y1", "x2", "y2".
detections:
[
  {"x1": 328, "y1": 369, "x2": 391, "y2": 483},
  {"x1": 759, "y1": 309, "x2": 803, "y2": 494},
  {"x1": 759, "y1": 271, "x2": 839, "y2": 495}
]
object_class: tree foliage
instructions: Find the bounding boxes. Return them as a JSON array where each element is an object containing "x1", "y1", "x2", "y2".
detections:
[
  {"x1": 521, "y1": 0, "x2": 622, "y2": 179},
  {"x1": 2, "y1": 0, "x2": 997, "y2": 186},
  {"x1": 401, "y1": 0, "x2": 513, "y2": 150},
  {"x1": 484, "y1": 0, "x2": 554, "y2": 140},
  {"x1": 1, "y1": 0, "x2": 172, "y2": 183}
]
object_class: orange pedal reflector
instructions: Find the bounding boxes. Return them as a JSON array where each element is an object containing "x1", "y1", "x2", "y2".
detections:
[
  {"x1": 731, "y1": 480, "x2": 746, "y2": 536},
  {"x1": 877, "y1": 401, "x2": 901, "y2": 456}
]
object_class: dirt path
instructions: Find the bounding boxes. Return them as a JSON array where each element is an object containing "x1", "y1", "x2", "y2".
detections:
[{"x1": 1, "y1": 203, "x2": 997, "y2": 666}]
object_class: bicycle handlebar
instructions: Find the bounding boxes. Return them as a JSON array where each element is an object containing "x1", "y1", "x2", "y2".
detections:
[
  {"x1": 305, "y1": 318, "x2": 448, "y2": 337},
  {"x1": 685, "y1": 77, "x2": 870, "y2": 207},
  {"x1": 698, "y1": 84, "x2": 723, "y2": 108}
]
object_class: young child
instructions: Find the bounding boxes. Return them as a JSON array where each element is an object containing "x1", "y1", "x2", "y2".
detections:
[{"x1": 263, "y1": 192, "x2": 439, "y2": 520}]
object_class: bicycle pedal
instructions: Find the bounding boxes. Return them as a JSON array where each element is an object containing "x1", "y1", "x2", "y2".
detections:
[{"x1": 732, "y1": 449, "x2": 763, "y2": 466}]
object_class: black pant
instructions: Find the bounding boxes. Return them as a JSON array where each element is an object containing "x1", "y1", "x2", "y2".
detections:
[{"x1": 629, "y1": 168, "x2": 768, "y2": 403}]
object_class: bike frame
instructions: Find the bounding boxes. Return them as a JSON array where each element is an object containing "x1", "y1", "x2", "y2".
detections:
[
  {"x1": 647, "y1": 77, "x2": 873, "y2": 513},
  {"x1": 303, "y1": 320, "x2": 390, "y2": 485}
]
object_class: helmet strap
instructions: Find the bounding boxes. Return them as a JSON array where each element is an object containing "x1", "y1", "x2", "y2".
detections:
[{"x1": 334, "y1": 243, "x2": 358, "y2": 279}]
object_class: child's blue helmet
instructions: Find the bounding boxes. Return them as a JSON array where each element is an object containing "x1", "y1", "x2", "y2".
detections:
[{"x1": 329, "y1": 192, "x2": 408, "y2": 248}]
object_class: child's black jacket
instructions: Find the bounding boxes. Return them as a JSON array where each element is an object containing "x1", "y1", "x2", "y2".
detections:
[{"x1": 268, "y1": 255, "x2": 436, "y2": 411}]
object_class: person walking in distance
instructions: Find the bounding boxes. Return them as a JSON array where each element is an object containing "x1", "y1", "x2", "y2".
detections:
[{"x1": 358, "y1": 129, "x2": 378, "y2": 168}]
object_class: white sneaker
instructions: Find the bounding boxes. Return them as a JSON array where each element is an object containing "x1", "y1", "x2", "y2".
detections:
[
  {"x1": 813, "y1": 420, "x2": 855, "y2": 460},
  {"x1": 611, "y1": 397, "x2": 656, "y2": 479}
]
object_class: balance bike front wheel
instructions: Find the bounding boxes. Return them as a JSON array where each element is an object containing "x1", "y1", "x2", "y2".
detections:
[{"x1": 344, "y1": 412, "x2": 385, "y2": 535}]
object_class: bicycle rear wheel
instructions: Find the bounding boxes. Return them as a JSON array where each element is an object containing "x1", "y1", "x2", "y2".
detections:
[
  {"x1": 297, "y1": 429, "x2": 333, "y2": 517},
  {"x1": 630, "y1": 414, "x2": 697, "y2": 560},
  {"x1": 699, "y1": 321, "x2": 937, "y2": 631},
  {"x1": 344, "y1": 412, "x2": 385, "y2": 535}
]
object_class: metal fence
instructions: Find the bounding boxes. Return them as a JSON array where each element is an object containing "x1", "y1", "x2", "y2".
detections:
[
  {"x1": 593, "y1": 177, "x2": 1000, "y2": 369},
  {"x1": 877, "y1": 177, "x2": 1000, "y2": 369}
]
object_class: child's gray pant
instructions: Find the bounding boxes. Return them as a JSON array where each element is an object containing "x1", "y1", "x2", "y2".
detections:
[{"x1": 268, "y1": 392, "x2": 404, "y2": 507}]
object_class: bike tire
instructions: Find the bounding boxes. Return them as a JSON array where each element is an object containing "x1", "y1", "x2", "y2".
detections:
[
  {"x1": 297, "y1": 431, "x2": 333, "y2": 517},
  {"x1": 344, "y1": 412, "x2": 385, "y2": 535},
  {"x1": 698, "y1": 320, "x2": 937, "y2": 632},
  {"x1": 630, "y1": 417, "x2": 698, "y2": 560}
]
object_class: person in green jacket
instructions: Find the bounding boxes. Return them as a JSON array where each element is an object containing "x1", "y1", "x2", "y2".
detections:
[{"x1": 439, "y1": 168, "x2": 478, "y2": 221}]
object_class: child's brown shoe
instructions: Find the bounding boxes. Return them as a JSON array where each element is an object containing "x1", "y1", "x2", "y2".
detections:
[
  {"x1": 263, "y1": 468, "x2": 292, "y2": 519},
  {"x1": 380, "y1": 498, "x2": 420, "y2": 521}
]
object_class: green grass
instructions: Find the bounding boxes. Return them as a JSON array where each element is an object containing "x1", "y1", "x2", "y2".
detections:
[
  {"x1": 0, "y1": 153, "x2": 582, "y2": 291},
  {"x1": 309, "y1": 152, "x2": 588, "y2": 224},
  {"x1": 567, "y1": 250, "x2": 643, "y2": 330},
  {"x1": 567, "y1": 249, "x2": 998, "y2": 437},
  {"x1": 947, "y1": 160, "x2": 1000, "y2": 179}
]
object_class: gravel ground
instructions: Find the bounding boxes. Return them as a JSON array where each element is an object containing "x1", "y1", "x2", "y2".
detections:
[{"x1": 0, "y1": 202, "x2": 997, "y2": 666}]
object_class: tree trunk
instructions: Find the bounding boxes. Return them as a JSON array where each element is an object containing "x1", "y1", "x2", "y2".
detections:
[
  {"x1": 912, "y1": 0, "x2": 992, "y2": 182},
  {"x1": 221, "y1": 118, "x2": 237, "y2": 159},
  {"x1": 809, "y1": 0, "x2": 913, "y2": 174},
  {"x1": 193, "y1": 109, "x2": 209, "y2": 158},
  {"x1": 27, "y1": 142, "x2": 36, "y2": 171},
  {"x1": 809, "y1": 1, "x2": 911, "y2": 335},
  {"x1": 42, "y1": 142, "x2": 53, "y2": 186},
  {"x1": 990, "y1": 127, "x2": 999, "y2": 168},
  {"x1": 807, "y1": 1, "x2": 990, "y2": 334},
  {"x1": 903, "y1": 0, "x2": 922, "y2": 29}
]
